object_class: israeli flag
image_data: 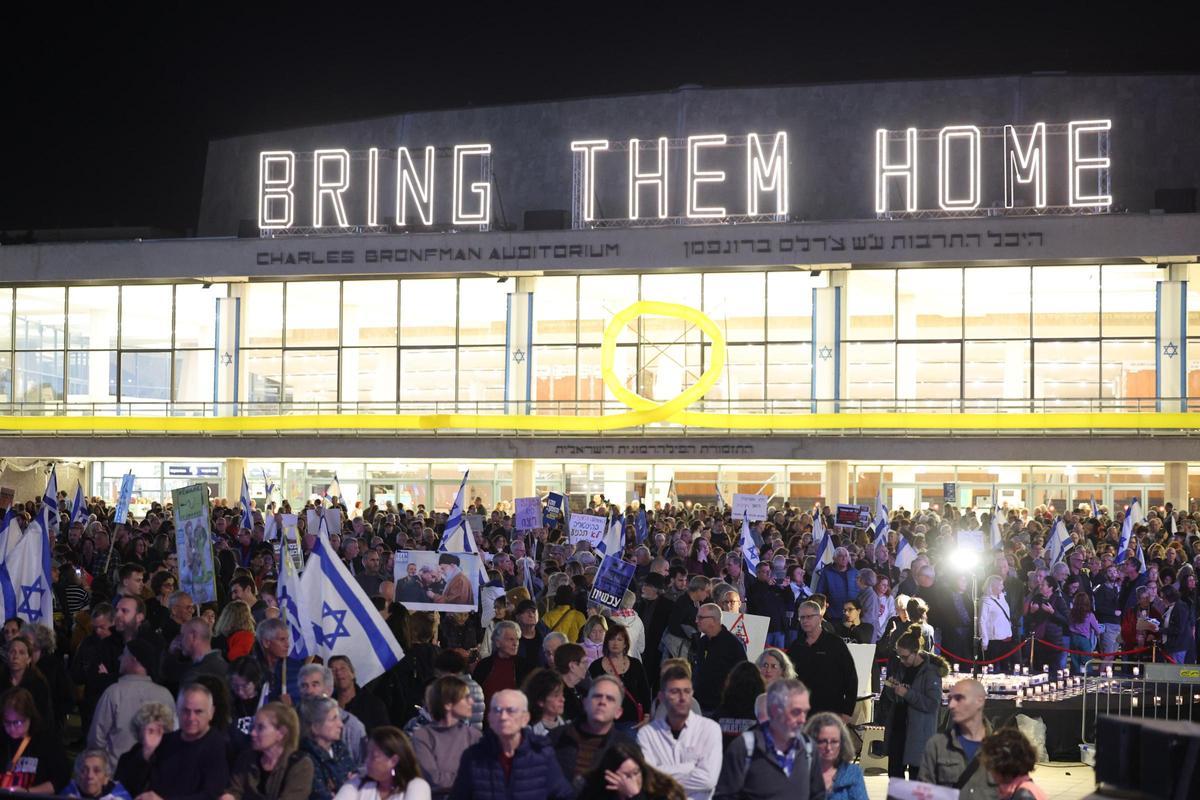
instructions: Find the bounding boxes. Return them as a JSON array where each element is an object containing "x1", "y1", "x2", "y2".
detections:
[
  {"x1": 989, "y1": 507, "x2": 1002, "y2": 550},
  {"x1": 262, "y1": 469, "x2": 275, "y2": 504},
  {"x1": 740, "y1": 513, "x2": 760, "y2": 573},
  {"x1": 1134, "y1": 539, "x2": 1148, "y2": 575},
  {"x1": 716, "y1": 485, "x2": 726, "y2": 512},
  {"x1": 296, "y1": 529, "x2": 405, "y2": 684},
  {"x1": 1090, "y1": 496, "x2": 1099, "y2": 520},
  {"x1": 326, "y1": 472, "x2": 342, "y2": 500},
  {"x1": 71, "y1": 483, "x2": 87, "y2": 526},
  {"x1": 504, "y1": 291, "x2": 534, "y2": 414},
  {"x1": 276, "y1": 551, "x2": 308, "y2": 660},
  {"x1": 598, "y1": 512, "x2": 625, "y2": 557},
  {"x1": 895, "y1": 536, "x2": 917, "y2": 572},
  {"x1": 871, "y1": 490, "x2": 889, "y2": 551},
  {"x1": 634, "y1": 505, "x2": 648, "y2": 546},
  {"x1": 0, "y1": 517, "x2": 53, "y2": 630},
  {"x1": 1116, "y1": 499, "x2": 1141, "y2": 564},
  {"x1": 438, "y1": 471, "x2": 470, "y2": 552},
  {"x1": 240, "y1": 473, "x2": 254, "y2": 531},
  {"x1": 809, "y1": 514, "x2": 833, "y2": 592},
  {"x1": 40, "y1": 466, "x2": 58, "y2": 540},
  {"x1": 113, "y1": 472, "x2": 135, "y2": 529},
  {"x1": 1047, "y1": 518, "x2": 1072, "y2": 565}
]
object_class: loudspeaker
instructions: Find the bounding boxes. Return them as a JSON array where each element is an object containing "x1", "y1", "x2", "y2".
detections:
[
  {"x1": 237, "y1": 219, "x2": 259, "y2": 238},
  {"x1": 1095, "y1": 715, "x2": 1200, "y2": 799},
  {"x1": 1153, "y1": 188, "x2": 1197, "y2": 214},
  {"x1": 523, "y1": 209, "x2": 569, "y2": 231}
]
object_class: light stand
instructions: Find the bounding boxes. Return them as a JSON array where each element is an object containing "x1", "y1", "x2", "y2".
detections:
[{"x1": 951, "y1": 545, "x2": 982, "y2": 674}]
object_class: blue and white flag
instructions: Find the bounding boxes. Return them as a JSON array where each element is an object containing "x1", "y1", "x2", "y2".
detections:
[
  {"x1": 809, "y1": 514, "x2": 833, "y2": 592},
  {"x1": 1090, "y1": 496, "x2": 1099, "y2": 519},
  {"x1": 263, "y1": 469, "x2": 275, "y2": 504},
  {"x1": 40, "y1": 466, "x2": 58, "y2": 540},
  {"x1": 716, "y1": 485, "x2": 726, "y2": 512},
  {"x1": 297, "y1": 529, "x2": 405, "y2": 684},
  {"x1": 240, "y1": 473, "x2": 254, "y2": 531},
  {"x1": 0, "y1": 517, "x2": 53, "y2": 629},
  {"x1": 895, "y1": 536, "x2": 918, "y2": 572},
  {"x1": 1134, "y1": 538, "x2": 1148, "y2": 575},
  {"x1": 325, "y1": 472, "x2": 342, "y2": 500},
  {"x1": 871, "y1": 489, "x2": 890, "y2": 551},
  {"x1": 634, "y1": 505, "x2": 648, "y2": 546},
  {"x1": 70, "y1": 483, "x2": 87, "y2": 526},
  {"x1": 1116, "y1": 499, "x2": 1141, "y2": 564},
  {"x1": 597, "y1": 512, "x2": 625, "y2": 557},
  {"x1": 504, "y1": 291, "x2": 534, "y2": 414},
  {"x1": 740, "y1": 513, "x2": 760, "y2": 573},
  {"x1": 276, "y1": 549, "x2": 309, "y2": 660},
  {"x1": 113, "y1": 471, "x2": 135, "y2": 528},
  {"x1": 438, "y1": 471, "x2": 470, "y2": 552},
  {"x1": 1047, "y1": 518, "x2": 1072, "y2": 565}
]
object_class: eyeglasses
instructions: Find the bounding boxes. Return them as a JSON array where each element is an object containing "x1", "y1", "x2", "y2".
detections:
[{"x1": 490, "y1": 706, "x2": 524, "y2": 716}]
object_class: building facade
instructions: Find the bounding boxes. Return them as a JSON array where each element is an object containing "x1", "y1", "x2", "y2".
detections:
[{"x1": 2, "y1": 75, "x2": 1199, "y2": 516}]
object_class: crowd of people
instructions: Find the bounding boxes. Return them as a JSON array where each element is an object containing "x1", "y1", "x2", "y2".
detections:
[{"x1": 0, "y1": 483, "x2": 1196, "y2": 800}]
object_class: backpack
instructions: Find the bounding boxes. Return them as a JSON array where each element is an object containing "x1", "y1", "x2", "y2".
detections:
[{"x1": 741, "y1": 728, "x2": 814, "y2": 774}]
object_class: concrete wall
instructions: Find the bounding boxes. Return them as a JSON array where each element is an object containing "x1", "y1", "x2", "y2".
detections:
[
  {"x1": 198, "y1": 75, "x2": 1200, "y2": 235},
  {"x1": 0, "y1": 460, "x2": 84, "y2": 507}
]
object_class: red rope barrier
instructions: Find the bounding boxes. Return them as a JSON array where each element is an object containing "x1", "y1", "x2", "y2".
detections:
[
  {"x1": 1030, "y1": 638, "x2": 1151, "y2": 658},
  {"x1": 937, "y1": 639, "x2": 1026, "y2": 666}
]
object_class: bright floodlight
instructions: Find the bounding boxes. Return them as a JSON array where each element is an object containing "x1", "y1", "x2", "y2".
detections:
[{"x1": 951, "y1": 546, "x2": 980, "y2": 573}]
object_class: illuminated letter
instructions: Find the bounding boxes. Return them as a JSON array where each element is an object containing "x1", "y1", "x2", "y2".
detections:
[
  {"x1": 570, "y1": 139, "x2": 609, "y2": 221},
  {"x1": 1068, "y1": 119, "x2": 1112, "y2": 207},
  {"x1": 628, "y1": 137, "x2": 669, "y2": 220},
  {"x1": 452, "y1": 143, "x2": 492, "y2": 225},
  {"x1": 747, "y1": 132, "x2": 788, "y2": 215},
  {"x1": 258, "y1": 150, "x2": 295, "y2": 229},
  {"x1": 937, "y1": 125, "x2": 981, "y2": 210},
  {"x1": 313, "y1": 148, "x2": 351, "y2": 227},
  {"x1": 685, "y1": 134, "x2": 727, "y2": 218},
  {"x1": 367, "y1": 147, "x2": 380, "y2": 226},
  {"x1": 396, "y1": 146, "x2": 435, "y2": 227},
  {"x1": 1003, "y1": 123, "x2": 1047, "y2": 209},
  {"x1": 875, "y1": 128, "x2": 917, "y2": 212}
]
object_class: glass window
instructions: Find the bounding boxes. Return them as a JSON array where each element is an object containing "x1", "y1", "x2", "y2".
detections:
[
  {"x1": 639, "y1": 343, "x2": 702, "y2": 402},
  {"x1": 458, "y1": 279, "x2": 509, "y2": 346},
  {"x1": 532, "y1": 345, "x2": 577, "y2": 412},
  {"x1": 964, "y1": 341, "x2": 1030, "y2": 402},
  {"x1": 964, "y1": 267, "x2": 1030, "y2": 339},
  {"x1": 896, "y1": 342, "x2": 960, "y2": 400},
  {"x1": 457, "y1": 347, "x2": 504, "y2": 402},
  {"x1": 579, "y1": 275, "x2": 638, "y2": 344},
  {"x1": 1033, "y1": 266, "x2": 1099, "y2": 338},
  {"x1": 0, "y1": 288, "x2": 10, "y2": 350},
  {"x1": 14, "y1": 287, "x2": 65, "y2": 350},
  {"x1": 845, "y1": 342, "x2": 895, "y2": 401},
  {"x1": 705, "y1": 344, "x2": 764, "y2": 404},
  {"x1": 68, "y1": 287, "x2": 118, "y2": 350},
  {"x1": 285, "y1": 281, "x2": 339, "y2": 347},
  {"x1": 765, "y1": 344, "x2": 811, "y2": 404},
  {"x1": 578, "y1": 345, "x2": 636, "y2": 414},
  {"x1": 400, "y1": 279, "x2": 456, "y2": 346},
  {"x1": 1034, "y1": 340, "x2": 1100, "y2": 401},
  {"x1": 14, "y1": 350, "x2": 63, "y2": 403},
  {"x1": 641, "y1": 274, "x2": 702, "y2": 343},
  {"x1": 1190, "y1": 339, "x2": 1200, "y2": 406},
  {"x1": 341, "y1": 348, "x2": 397, "y2": 405},
  {"x1": 120, "y1": 351, "x2": 171, "y2": 402},
  {"x1": 1100, "y1": 340, "x2": 1156, "y2": 404},
  {"x1": 532, "y1": 277, "x2": 577, "y2": 345},
  {"x1": 898, "y1": 268, "x2": 961, "y2": 340},
  {"x1": 244, "y1": 283, "x2": 283, "y2": 347},
  {"x1": 399, "y1": 349, "x2": 455, "y2": 404},
  {"x1": 766, "y1": 272, "x2": 813, "y2": 341},
  {"x1": 120, "y1": 285, "x2": 173, "y2": 349},
  {"x1": 174, "y1": 350, "x2": 214, "y2": 404},
  {"x1": 704, "y1": 273, "x2": 765, "y2": 343},
  {"x1": 67, "y1": 350, "x2": 117, "y2": 404},
  {"x1": 0, "y1": 352, "x2": 10, "y2": 403},
  {"x1": 847, "y1": 270, "x2": 895, "y2": 340},
  {"x1": 1189, "y1": 265, "x2": 1200, "y2": 333},
  {"x1": 342, "y1": 280, "x2": 397, "y2": 347},
  {"x1": 243, "y1": 349, "x2": 282, "y2": 403},
  {"x1": 174, "y1": 284, "x2": 227, "y2": 349},
  {"x1": 1101, "y1": 265, "x2": 1157, "y2": 338},
  {"x1": 283, "y1": 350, "x2": 338, "y2": 403}
]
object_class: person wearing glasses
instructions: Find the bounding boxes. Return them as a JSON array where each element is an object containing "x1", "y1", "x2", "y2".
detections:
[
  {"x1": 882, "y1": 625, "x2": 948, "y2": 780},
  {"x1": 449, "y1": 689, "x2": 571, "y2": 800},
  {"x1": 787, "y1": 600, "x2": 857, "y2": 723},
  {"x1": 691, "y1": 604, "x2": 748, "y2": 716},
  {"x1": 804, "y1": 712, "x2": 868, "y2": 800}
]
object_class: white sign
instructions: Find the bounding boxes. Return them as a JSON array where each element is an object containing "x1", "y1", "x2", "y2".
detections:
[
  {"x1": 306, "y1": 508, "x2": 342, "y2": 538},
  {"x1": 848, "y1": 643, "x2": 877, "y2": 700},
  {"x1": 732, "y1": 493, "x2": 769, "y2": 522},
  {"x1": 568, "y1": 514, "x2": 608, "y2": 546},
  {"x1": 721, "y1": 611, "x2": 769, "y2": 662},
  {"x1": 885, "y1": 779, "x2": 961, "y2": 800},
  {"x1": 958, "y1": 529, "x2": 986, "y2": 552},
  {"x1": 465, "y1": 514, "x2": 485, "y2": 535}
]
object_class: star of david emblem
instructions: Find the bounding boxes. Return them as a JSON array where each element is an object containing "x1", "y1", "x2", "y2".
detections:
[
  {"x1": 818, "y1": 346, "x2": 833, "y2": 360},
  {"x1": 17, "y1": 577, "x2": 45, "y2": 623},
  {"x1": 512, "y1": 348, "x2": 526, "y2": 364},
  {"x1": 222, "y1": 352, "x2": 234, "y2": 365},
  {"x1": 277, "y1": 584, "x2": 303, "y2": 652},
  {"x1": 1163, "y1": 341, "x2": 1179, "y2": 358},
  {"x1": 311, "y1": 602, "x2": 350, "y2": 648}
]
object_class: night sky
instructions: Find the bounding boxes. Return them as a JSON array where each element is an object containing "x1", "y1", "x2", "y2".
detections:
[{"x1": 2, "y1": 5, "x2": 1195, "y2": 234}]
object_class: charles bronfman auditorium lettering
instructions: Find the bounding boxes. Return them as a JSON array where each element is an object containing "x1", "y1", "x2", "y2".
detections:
[{"x1": 257, "y1": 119, "x2": 1112, "y2": 231}]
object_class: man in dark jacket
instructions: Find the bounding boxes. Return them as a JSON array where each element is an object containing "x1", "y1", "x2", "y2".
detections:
[
  {"x1": 451, "y1": 688, "x2": 572, "y2": 800},
  {"x1": 1161, "y1": 584, "x2": 1196, "y2": 664},
  {"x1": 637, "y1": 573, "x2": 672, "y2": 690},
  {"x1": 548, "y1": 675, "x2": 639, "y2": 789},
  {"x1": 746, "y1": 563, "x2": 790, "y2": 649},
  {"x1": 691, "y1": 603, "x2": 748, "y2": 715},
  {"x1": 714, "y1": 678, "x2": 825, "y2": 800},
  {"x1": 787, "y1": 600, "x2": 858, "y2": 721}
]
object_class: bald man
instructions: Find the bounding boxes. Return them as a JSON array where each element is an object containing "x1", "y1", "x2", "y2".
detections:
[{"x1": 918, "y1": 679, "x2": 998, "y2": 798}]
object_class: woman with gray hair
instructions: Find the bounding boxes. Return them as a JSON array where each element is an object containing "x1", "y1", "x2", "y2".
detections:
[
  {"x1": 804, "y1": 712, "x2": 868, "y2": 800},
  {"x1": 63, "y1": 749, "x2": 132, "y2": 800},
  {"x1": 299, "y1": 696, "x2": 355, "y2": 800},
  {"x1": 470, "y1": 620, "x2": 534, "y2": 707},
  {"x1": 114, "y1": 701, "x2": 176, "y2": 796}
]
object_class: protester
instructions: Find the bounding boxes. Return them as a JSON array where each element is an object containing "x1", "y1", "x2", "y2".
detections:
[
  {"x1": 521, "y1": 668, "x2": 568, "y2": 735},
  {"x1": 142, "y1": 683, "x2": 231, "y2": 800},
  {"x1": 410, "y1": 676, "x2": 481, "y2": 800},
  {"x1": 220, "y1": 702, "x2": 313, "y2": 800},
  {"x1": 333, "y1": 726, "x2": 431, "y2": 800},
  {"x1": 577, "y1": 740, "x2": 687, "y2": 800},
  {"x1": 62, "y1": 749, "x2": 133, "y2": 800},
  {"x1": 0, "y1": 686, "x2": 69, "y2": 792},
  {"x1": 299, "y1": 696, "x2": 357, "y2": 800},
  {"x1": 587, "y1": 626, "x2": 651, "y2": 728},
  {"x1": 978, "y1": 728, "x2": 1049, "y2": 800},
  {"x1": 298, "y1": 664, "x2": 368, "y2": 761},
  {"x1": 755, "y1": 647, "x2": 796, "y2": 684},
  {"x1": 636, "y1": 665, "x2": 721, "y2": 800},
  {"x1": 883, "y1": 625, "x2": 948, "y2": 779},
  {"x1": 113, "y1": 702, "x2": 175, "y2": 796},
  {"x1": 788, "y1": 600, "x2": 858, "y2": 721},
  {"x1": 979, "y1": 575, "x2": 1017, "y2": 671},
  {"x1": 473, "y1": 620, "x2": 534, "y2": 707},
  {"x1": 918, "y1": 678, "x2": 996, "y2": 797},
  {"x1": 548, "y1": 675, "x2": 639, "y2": 787},
  {"x1": 691, "y1": 603, "x2": 748, "y2": 715},
  {"x1": 87, "y1": 639, "x2": 175, "y2": 769},
  {"x1": 805, "y1": 712, "x2": 869, "y2": 800}
]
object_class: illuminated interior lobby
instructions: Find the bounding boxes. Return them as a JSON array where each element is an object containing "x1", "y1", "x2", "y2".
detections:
[{"x1": 1, "y1": 73, "x2": 1199, "y2": 513}]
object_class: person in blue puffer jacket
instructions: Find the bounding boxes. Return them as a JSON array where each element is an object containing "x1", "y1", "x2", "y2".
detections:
[
  {"x1": 815, "y1": 548, "x2": 859, "y2": 625},
  {"x1": 450, "y1": 688, "x2": 572, "y2": 800}
]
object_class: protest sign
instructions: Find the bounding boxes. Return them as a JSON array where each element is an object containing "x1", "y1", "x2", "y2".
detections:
[
  {"x1": 306, "y1": 507, "x2": 342, "y2": 538},
  {"x1": 393, "y1": 550, "x2": 480, "y2": 612},
  {"x1": 568, "y1": 513, "x2": 607, "y2": 546},
  {"x1": 514, "y1": 496, "x2": 541, "y2": 530},
  {"x1": 732, "y1": 493, "x2": 769, "y2": 521},
  {"x1": 835, "y1": 503, "x2": 872, "y2": 528},
  {"x1": 589, "y1": 556, "x2": 637, "y2": 609},
  {"x1": 172, "y1": 484, "x2": 217, "y2": 603},
  {"x1": 958, "y1": 529, "x2": 985, "y2": 551},
  {"x1": 943, "y1": 482, "x2": 957, "y2": 505},
  {"x1": 721, "y1": 611, "x2": 769, "y2": 661},
  {"x1": 280, "y1": 514, "x2": 305, "y2": 574},
  {"x1": 543, "y1": 492, "x2": 567, "y2": 528}
]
